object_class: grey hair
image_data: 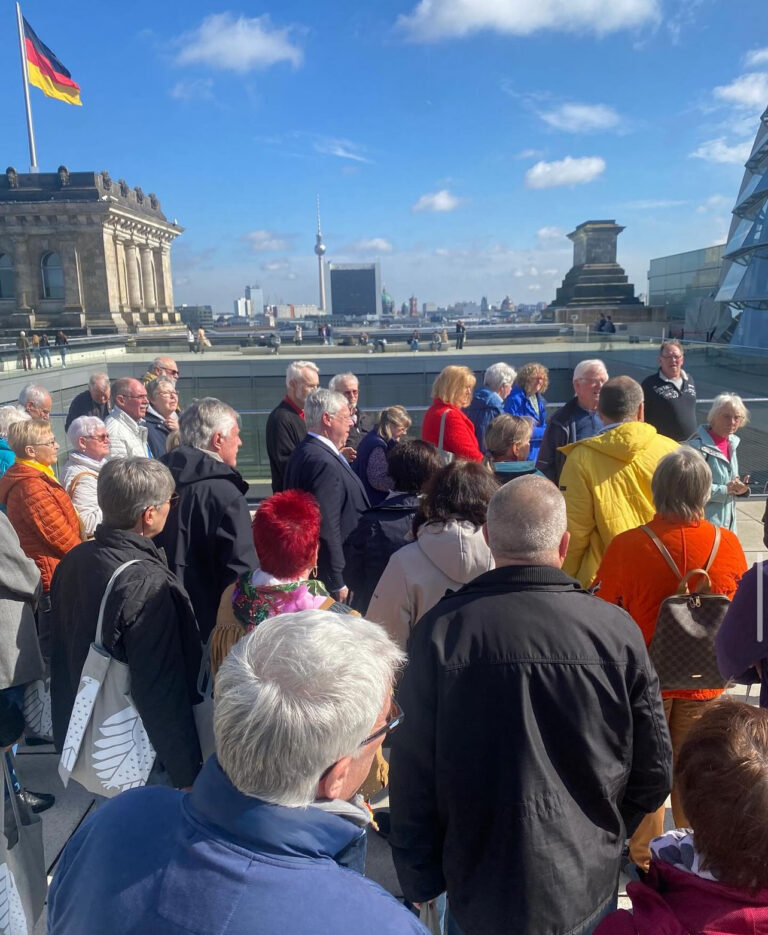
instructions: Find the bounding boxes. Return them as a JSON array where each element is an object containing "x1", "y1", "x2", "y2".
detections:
[
  {"x1": 146, "y1": 376, "x2": 176, "y2": 401},
  {"x1": 66, "y1": 416, "x2": 106, "y2": 448},
  {"x1": 88, "y1": 372, "x2": 110, "y2": 389},
  {"x1": 18, "y1": 384, "x2": 51, "y2": 407},
  {"x1": 660, "y1": 338, "x2": 684, "y2": 355},
  {"x1": 486, "y1": 475, "x2": 567, "y2": 560},
  {"x1": 653, "y1": 448, "x2": 712, "y2": 522},
  {"x1": 98, "y1": 457, "x2": 175, "y2": 529},
  {"x1": 179, "y1": 397, "x2": 238, "y2": 449},
  {"x1": 285, "y1": 360, "x2": 319, "y2": 389},
  {"x1": 151, "y1": 357, "x2": 168, "y2": 370},
  {"x1": 598, "y1": 376, "x2": 643, "y2": 423},
  {"x1": 573, "y1": 359, "x2": 607, "y2": 381},
  {"x1": 0, "y1": 405, "x2": 29, "y2": 437},
  {"x1": 707, "y1": 393, "x2": 750, "y2": 429},
  {"x1": 304, "y1": 388, "x2": 347, "y2": 431},
  {"x1": 329, "y1": 372, "x2": 358, "y2": 393},
  {"x1": 214, "y1": 611, "x2": 405, "y2": 807},
  {"x1": 111, "y1": 377, "x2": 140, "y2": 400},
  {"x1": 484, "y1": 362, "x2": 516, "y2": 392}
]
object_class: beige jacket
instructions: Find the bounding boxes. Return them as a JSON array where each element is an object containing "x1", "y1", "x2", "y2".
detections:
[{"x1": 366, "y1": 520, "x2": 493, "y2": 650}]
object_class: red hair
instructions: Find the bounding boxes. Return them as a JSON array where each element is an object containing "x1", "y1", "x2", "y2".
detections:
[{"x1": 252, "y1": 489, "x2": 321, "y2": 579}]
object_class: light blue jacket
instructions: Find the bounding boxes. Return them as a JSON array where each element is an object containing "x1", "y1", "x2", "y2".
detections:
[{"x1": 687, "y1": 425, "x2": 745, "y2": 532}]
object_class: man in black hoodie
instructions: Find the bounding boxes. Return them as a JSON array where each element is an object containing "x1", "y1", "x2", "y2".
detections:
[{"x1": 156, "y1": 398, "x2": 257, "y2": 643}]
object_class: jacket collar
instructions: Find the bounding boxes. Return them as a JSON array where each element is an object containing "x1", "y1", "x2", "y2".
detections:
[
  {"x1": 695, "y1": 424, "x2": 740, "y2": 459},
  {"x1": 109, "y1": 406, "x2": 145, "y2": 432},
  {"x1": 185, "y1": 757, "x2": 361, "y2": 861},
  {"x1": 92, "y1": 525, "x2": 165, "y2": 560},
  {"x1": 459, "y1": 563, "x2": 583, "y2": 594}
]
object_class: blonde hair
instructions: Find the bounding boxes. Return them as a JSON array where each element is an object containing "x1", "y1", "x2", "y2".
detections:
[
  {"x1": 484, "y1": 415, "x2": 533, "y2": 462},
  {"x1": 431, "y1": 365, "x2": 476, "y2": 406},
  {"x1": 7, "y1": 418, "x2": 53, "y2": 457},
  {"x1": 377, "y1": 405, "x2": 411, "y2": 441},
  {"x1": 516, "y1": 362, "x2": 549, "y2": 394}
]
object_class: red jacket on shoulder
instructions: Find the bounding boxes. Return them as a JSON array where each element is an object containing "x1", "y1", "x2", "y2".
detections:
[{"x1": 421, "y1": 400, "x2": 483, "y2": 462}]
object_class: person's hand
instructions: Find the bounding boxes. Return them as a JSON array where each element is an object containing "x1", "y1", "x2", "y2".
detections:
[
  {"x1": 727, "y1": 476, "x2": 750, "y2": 496},
  {"x1": 341, "y1": 446, "x2": 356, "y2": 463},
  {"x1": 164, "y1": 414, "x2": 179, "y2": 430},
  {"x1": 334, "y1": 587, "x2": 349, "y2": 604}
]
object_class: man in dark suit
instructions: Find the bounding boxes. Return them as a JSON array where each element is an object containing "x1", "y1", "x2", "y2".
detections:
[
  {"x1": 266, "y1": 361, "x2": 320, "y2": 493},
  {"x1": 283, "y1": 388, "x2": 370, "y2": 603}
]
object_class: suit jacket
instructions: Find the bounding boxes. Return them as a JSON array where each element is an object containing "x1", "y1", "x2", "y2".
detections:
[{"x1": 283, "y1": 435, "x2": 370, "y2": 592}]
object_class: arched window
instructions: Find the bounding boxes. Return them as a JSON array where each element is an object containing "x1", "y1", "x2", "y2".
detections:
[
  {"x1": 41, "y1": 252, "x2": 64, "y2": 300},
  {"x1": 0, "y1": 253, "x2": 13, "y2": 299}
]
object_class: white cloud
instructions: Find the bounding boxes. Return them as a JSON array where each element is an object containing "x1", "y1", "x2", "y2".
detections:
[
  {"x1": 696, "y1": 194, "x2": 732, "y2": 214},
  {"x1": 690, "y1": 138, "x2": 752, "y2": 164},
  {"x1": 622, "y1": 198, "x2": 688, "y2": 209},
  {"x1": 513, "y1": 269, "x2": 524, "y2": 277},
  {"x1": 412, "y1": 189, "x2": 462, "y2": 212},
  {"x1": 515, "y1": 148, "x2": 544, "y2": 159},
  {"x1": 527, "y1": 283, "x2": 541, "y2": 291},
  {"x1": 314, "y1": 138, "x2": 371, "y2": 163},
  {"x1": 528, "y1": 266, "x2": 539, "y2": 276},
  {"x1": 539, "y1": 103, "x2": 621, "y2": 132},
  {"x1": 169, "y1": 78, "x2": 214, "y2": 100},
  {"x1": 174, "y1": 13, "x2": 303, "y2": 73},
  {"x1": 244, "y1": 230, "x2": 292, "y2": 252},
  {"x1": 261, "y1": 259, "x2": 291, "y2": 272},
  {"x1": 744, "y1": 47, "x2": 768, "y2": 69},
  {"x1": 347, "y1": 238, "x2": 394, "y2": 254},
  {"x1": 713, "y1": 73, "x2": 768, "y2": 111},
  {"x1": 543, "y1": 268, "x2": 559, "y2": 275},
  {"x1": 537, "y1": 226, "x2": 565, "y2": 242},
  {"x1": 525, "y1": 156, "x2": 605, "y2": 189},
  {"x1": 397, "y1": 0, "x2": 660, "y2": 41}
]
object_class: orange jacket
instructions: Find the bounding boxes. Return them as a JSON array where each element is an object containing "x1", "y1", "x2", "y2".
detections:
[
  {"x1": 593, "y1": 515, "x2": 747, "y2": 700},
  {"x1": 0, "y1": 462, "x2": 81, "y2": 592}
]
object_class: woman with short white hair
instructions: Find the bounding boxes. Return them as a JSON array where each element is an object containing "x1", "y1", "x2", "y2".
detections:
[
  {"x1": 0, "y1": 405, "x2": 30, "y2": 478},
  {"x1": 687, "y1": 393, "x2": 750, "y2": 532},
  {"x1": 61, "y1": 416, "x2": 111, "y2": 537}
]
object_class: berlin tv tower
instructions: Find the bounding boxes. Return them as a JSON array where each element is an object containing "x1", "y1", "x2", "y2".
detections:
[{"x1": 314, "y1": 196, "x2": 327, "y2": 312}]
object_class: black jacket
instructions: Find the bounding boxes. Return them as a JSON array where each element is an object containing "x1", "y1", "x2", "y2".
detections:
[
  {"x1": 389, "y1": 564, "x2": 672, "y2": 935},
  {"x1": 144, "y1": 409, "x2": 171, "y2": 459},
  {"x1": 64, "y1": 389, "x2": 110, "y2": 431},
  {"x1": 536, "y1": 396, "x2": 602, "y2": 484},
  {"x1": 641, "y1": 371, "x2": 697, "y2": 442},
  {"x1": 266, "y1": 399, "x2": 307, "y2": 493},
  {"x1": 50, "y1": 527, "x2": 204, "y2": 788},
  {"x1": 343, "y1": 493, "x2": 420, "y2": 613},
  {"x1": 155, "y1": 446, "x2": 257, "y2": 642},
  {"x1": 283, "y1": 435, "x2": 370, "y2": 593},
  {"x1": 345, "y1": 408, "x2": 376, "y2": 451}
]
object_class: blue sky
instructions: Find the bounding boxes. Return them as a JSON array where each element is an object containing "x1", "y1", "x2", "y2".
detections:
[{"x1": 2, "y1": 0, "x2": 767, "y2": 312}]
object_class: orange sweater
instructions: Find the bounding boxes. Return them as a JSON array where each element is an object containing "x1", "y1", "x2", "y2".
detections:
[
  {"x1": 593, "y1": 515, "x2": 746, "y2": 700},
  {"x1": 0, "y1": 462, "x2": 81, "y2": 592}
]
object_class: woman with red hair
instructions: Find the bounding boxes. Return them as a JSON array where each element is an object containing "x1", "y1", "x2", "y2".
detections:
[{"x1": 211, "y1": 489, "x2": 341, "y2": 677}]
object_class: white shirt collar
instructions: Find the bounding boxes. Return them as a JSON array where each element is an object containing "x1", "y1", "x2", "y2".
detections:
[{"x1": 308, "y1": 431, "x2": 342, "y2": 456}]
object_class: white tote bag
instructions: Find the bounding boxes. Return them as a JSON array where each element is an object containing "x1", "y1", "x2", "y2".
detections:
[{"x1": 58, "y1": 560, "x2": 156, "y2": 797}]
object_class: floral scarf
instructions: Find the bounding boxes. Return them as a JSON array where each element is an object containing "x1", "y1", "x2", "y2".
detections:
[{"x1": 231, "y1": 569, "x2": 330, "y2": 630}]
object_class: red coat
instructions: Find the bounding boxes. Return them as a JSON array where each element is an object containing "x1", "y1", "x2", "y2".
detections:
[
  {"x1": 421, "y1": 400, "x2": 483, "y2": 462},
  {"x1": 0, "y1": 462, "x2": 81, "y2": 592},
  {"x1": 595, "y1": 860, "x2": 768, "y2": 935}
]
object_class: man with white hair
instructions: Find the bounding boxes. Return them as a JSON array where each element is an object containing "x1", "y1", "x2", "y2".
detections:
[
  {"x1": 105, "y1": 377, "x2": 151, "y2": 459},
  {"x1": 328, "y1": 372, "x2": 375, "y2": 451},
  {"x1": 536, "y1": 359, "x2": 608, "y2": 484},
  {"x1": 465, "y1": 361, "x2": 516, "y2": 452},
  {"x1": 47, "y1": 612, "x2": 425, "y2": 935},
  {"x1": 18, "y1": 383, "x2": 52, "y2": 421},
  {"x1": 389, "y1": 475, "x2": 671, "y2": 935},
  {"x1": 64, "y1": 372, "x2": 111, "y2": 430},
  {"x1": 266, "y1": 360, "x2": 320, "y2": 493},
  {"x1": 156, "y1": 397, "x2": 257, "y2": 642},
  {"x1": 283, "y1": 389, "x2": 370, "y2": 602}
]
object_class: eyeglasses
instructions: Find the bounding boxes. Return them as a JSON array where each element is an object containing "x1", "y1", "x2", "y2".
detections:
[
  {"x1": 124, "y1": 394, "x2": 149, "y2": 401},
  {"x1": 86, "y1": 433, "x2": 110, "y2": 442},
  {"x1": 33, "y1": 438, "x2": 57, "y2": 447},
  {"x1": 661, "y1": 355, "x2": 683, "y2": 361},
  {"x1": 169, "y1": 493, "x2": 180, "y2": 509},
  {"x1": 359, "y1": 698, "x2": 404, "y2": 747},
  {"x1": 166, "y1": 369, "x2": 180, "y2": 377},
  {"x1": 342, "y1": 388, "x2": 359, "y2": 397}
]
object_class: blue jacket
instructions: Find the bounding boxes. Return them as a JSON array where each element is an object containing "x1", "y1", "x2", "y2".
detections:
[
  {"x1": 0, "y1": 439, "x2": 15, "y2": 478},
  {"x1": 687, "y1": 425, "x2": 745, "y2": 532},
  {"x1": 48, "y1": 756, "x2": 427, "y2": 935},
  {"x1": 503, "y1": 385, "x2": 547, "y2": 461},
  {"x1": 465, "y1": 387, "x2": 503, "y2": 453},
  {"x1": 354, "y1": 429, "x2": 395, "y2": 506}
]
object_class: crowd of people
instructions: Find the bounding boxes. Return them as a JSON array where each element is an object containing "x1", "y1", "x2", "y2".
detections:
[{"x1": 0, "y1": 340, "x2": 765, "y2": 935}]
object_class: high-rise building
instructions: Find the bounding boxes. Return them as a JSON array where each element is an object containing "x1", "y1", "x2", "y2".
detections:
[
  {"x1": 648, "y1": 246, "x2": 725, "y2": 322},
  {"x1": 328, "y1": 263, "x2": 382, "y2": 318},
  {"x1": 409, "y1": 296, "x2": 418, "y2": 317}
]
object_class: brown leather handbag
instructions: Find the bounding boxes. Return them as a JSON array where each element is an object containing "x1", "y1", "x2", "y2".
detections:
[{"x1": 642, "y1": 525, "x2": 730, "y2": 692}]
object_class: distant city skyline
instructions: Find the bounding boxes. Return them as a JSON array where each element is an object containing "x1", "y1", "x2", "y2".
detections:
[{"x1": 1, "y1": 0, "x2": 763, "y2": 313}]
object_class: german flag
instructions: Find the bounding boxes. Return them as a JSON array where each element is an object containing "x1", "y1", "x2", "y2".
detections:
[{"x1": 23, "y1": 18, "x2": 81, "y2": 106}]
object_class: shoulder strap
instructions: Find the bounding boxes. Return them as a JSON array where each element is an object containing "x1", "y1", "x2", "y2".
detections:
[
  {"x1": 95, "y1": 560, "x2": 142, "y2": 649},
  {"x1": 704, "y1": 526, "x2": 721, "y2": 572},
  {"x1": 640, "y1": 525, "x2": 682, "y2": 580},
  {"x1": 66, "y1": 470, "x2": 98, "y2": 498},
  {"x1": 438, "y1": 410, "x2": 449, "y2": 451}
]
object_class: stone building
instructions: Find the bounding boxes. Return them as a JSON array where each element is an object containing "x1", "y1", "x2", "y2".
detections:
[{"x1": 0, "y1": 167, "x2": 182, "y2": 332}]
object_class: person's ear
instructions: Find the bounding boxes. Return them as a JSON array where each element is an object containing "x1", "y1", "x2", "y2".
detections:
[
  {"x1": 316, "y1": 756, "x2": 354, "y2": 801},
  {"x1": 637, "y1": 401, "x2": 645, "y2": 422},
  {"x1": 210, "y1": 430, "x2": 223, "y2": 454},
  {"x1": 558, "y1": 530, "x2": 570, "y2": 563}
]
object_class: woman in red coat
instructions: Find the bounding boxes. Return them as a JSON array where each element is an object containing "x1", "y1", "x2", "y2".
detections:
[{"x1": 421, "y1": 365, "x2": 483, "y2": 462}]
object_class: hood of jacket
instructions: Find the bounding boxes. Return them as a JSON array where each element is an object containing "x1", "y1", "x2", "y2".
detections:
[
  {"x1": 691, "y1": 424, "x2": 740, "y2": 461},
  {"x1": 161, "y1": 444, "x2": 249, "y2": 494},
  {"x1": 560, "y1": 421, "x2": 665, "y2": 464},
  {"x1": 621, "y1": 859, "x2": 768, "y2": 935},
  {"x1": 363, "y1": 492, "x2": 421, "y2": 516},
  {"x1": 0, "y1": 461, "x2": 59, "y2": 503},
  {"x1": 415, "y1": 519, "x2": 493, "y2": 583}
]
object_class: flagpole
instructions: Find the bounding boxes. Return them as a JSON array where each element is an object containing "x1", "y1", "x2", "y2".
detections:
[{"x1": 15, "y1": 1, "x2": 39, "y2": 172}]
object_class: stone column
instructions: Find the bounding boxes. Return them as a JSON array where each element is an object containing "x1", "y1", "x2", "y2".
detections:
[
  {"x1": 139, "y1": 246, "x2": 157, "y2": 311},
  {"x1": 125, "y1": 242, "x2": 142, "y2": 310},
  {"x1": 11, "y1": 237, "x2": 34, "y2": 314}
]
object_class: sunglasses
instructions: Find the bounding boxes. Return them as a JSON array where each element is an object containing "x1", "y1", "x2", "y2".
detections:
[
  {"x1": 87, "y1": 433, "x2": 110, "y2": 442},
  {"x1": 318, "y1": 698, "x2": 405, "y2": 782}
]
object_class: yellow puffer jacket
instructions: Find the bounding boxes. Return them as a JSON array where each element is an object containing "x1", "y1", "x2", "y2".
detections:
[{"x1": 558, "y1": 422, "x2": 678, "y2": 587}]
